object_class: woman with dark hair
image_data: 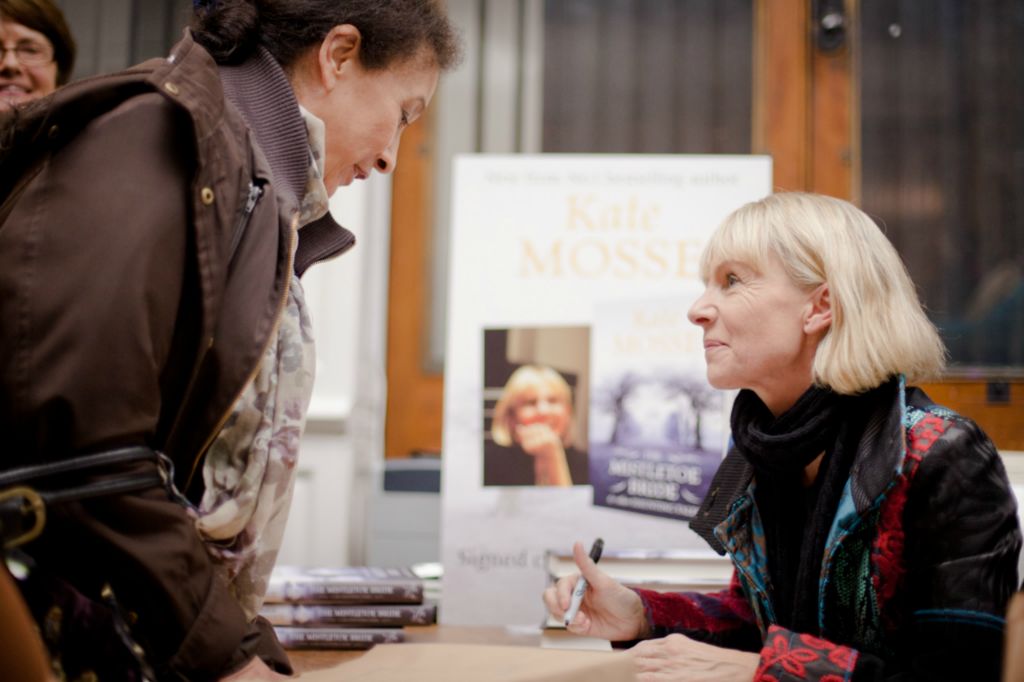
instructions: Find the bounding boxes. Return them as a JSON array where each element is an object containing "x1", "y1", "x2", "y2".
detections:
[
  {"x1": 0, "y1": 0, "x2": 76, "y2": 109},
  {"x1": 0, "y1": 1, "x2": 459, "y2": 679}
]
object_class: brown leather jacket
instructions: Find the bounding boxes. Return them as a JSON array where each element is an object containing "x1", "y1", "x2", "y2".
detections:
[{"x1": 0, "y1": 33, "x2": 353, "y2": 679}]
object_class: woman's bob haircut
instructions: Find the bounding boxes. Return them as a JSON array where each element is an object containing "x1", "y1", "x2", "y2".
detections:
[
  {"x1": 699, "y1": 192, "x2": 946, "y2": 394},
  {"x1": 491, "y1": 365, "x2": 574, "y2": 447}
]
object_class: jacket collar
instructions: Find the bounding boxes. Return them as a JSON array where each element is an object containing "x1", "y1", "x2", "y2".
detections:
[
  {"x1": 167, "y1": 32, "x2": 356, "y2": 275},
  {"x1": 158, "y1": 32, "x2": 225, "y2": 146},
  {"x1": 691, "y1": 377, "x2": 907, "y2": 554},
  {"x1": 845, "y1": 377, "x2": 906, "y2": 515},
  {"x1": 217, "y1": 46, "x2": 309, "y2": 210},
  {"x1": 213, "y1": 42, "x2": 357, "y2": 274}
]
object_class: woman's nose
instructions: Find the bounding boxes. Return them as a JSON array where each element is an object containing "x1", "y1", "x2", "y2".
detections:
[
  {"x1": 0, "y1": 48, "x2": 22, "y2": 70},
  {"x1": 687, "y1": 290, "x2": 713, "y2": 326},
  {"x1": 374, "y1": 139, "x2": 399, "y2": 175}
]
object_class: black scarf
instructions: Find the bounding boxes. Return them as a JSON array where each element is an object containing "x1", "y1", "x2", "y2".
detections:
[{"x1": 730, "y1": 386, "x2": 860, "y2": 633}]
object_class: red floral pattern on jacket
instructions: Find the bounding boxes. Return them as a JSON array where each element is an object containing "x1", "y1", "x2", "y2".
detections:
[
  {"x1": 754, "y1": 626, "x2": 858, "y2": 681},
  {"x1": 870, "y1": 414, "x2": 945, "y2": 627},
  {"x1": 634, "y1": 380, "x2": 1020, "y2": 682}
]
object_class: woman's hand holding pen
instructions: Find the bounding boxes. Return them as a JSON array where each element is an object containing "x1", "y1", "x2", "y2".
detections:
[
  {"x1": 542, "y1": 542, "x2": 759, "y2": 682},
  {"x1": 542, "y1": 541, "x2": 648, "y2": 641},
  {"x1": 515, "y1": 423, "x2": 572, "y2": 486}
]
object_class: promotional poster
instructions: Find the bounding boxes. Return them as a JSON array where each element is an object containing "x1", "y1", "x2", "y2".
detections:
[{"x1": 440, "y1": 155, "x2": 772, "y2": 626}]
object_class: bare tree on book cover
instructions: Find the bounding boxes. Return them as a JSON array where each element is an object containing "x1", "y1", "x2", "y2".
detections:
[
  {"x1": 260, "y1": 602, "x2": 437, "y2": 626},
  {"x1": 265, "y1": 566, "x2": 424, "y2": 605},
  {"x1": 589, "y1": 369, "x2": 726, "y2": 522},
  {"x1": 662, "y1": 376, "x2": 719, "y2": 451},
  {"x1": 594, "y1": 372, "x2": 720, "y2": 452},
  {"x1": 594, "y1": 372, "x2": 641, "y2": 446},
  {"x1": 274, "y1": 626, "x2": 406, "y2": 650}
]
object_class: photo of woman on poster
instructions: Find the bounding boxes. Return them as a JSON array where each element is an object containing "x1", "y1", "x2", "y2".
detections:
[
  {"x1": 482, "y1": 326, "x2": 590, "y2": 487},
  {"x1": 485, "y1": 364, "x2": 589, "y2": 486}
]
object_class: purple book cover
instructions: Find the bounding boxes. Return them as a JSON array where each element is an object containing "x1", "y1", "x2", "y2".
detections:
[
  {"x1": 265, "y1": 566, "x2": 424, "y2": 604},
  {"x1": 588, "y1": 297, "x2": 731, "y2": 521},
  {"x1": 261, "y1": 601, "x2": 437, "y2": 626},
  {"x1": 273, "y1": 626, "x2": 406, "y2": 650}
]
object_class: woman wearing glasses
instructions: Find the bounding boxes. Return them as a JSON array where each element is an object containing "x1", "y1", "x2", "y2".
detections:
[{"x1": 0, "y1": 0, "x2": 75, "y2": 110}]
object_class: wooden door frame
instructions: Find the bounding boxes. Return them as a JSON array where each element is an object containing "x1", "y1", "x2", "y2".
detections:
[
  {"x1": 753, "y1": 0, "x2": 853, "y2": 199},
  {"x1": 387, "y1": 0, "x2": 1022, "y2": 455},
  {"x1": 385, "y1": 108, "x2": 445, "y2": 458}
]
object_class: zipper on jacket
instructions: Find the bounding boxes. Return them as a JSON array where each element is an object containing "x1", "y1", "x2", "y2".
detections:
[
  {"x1": 166, "y1": 178, "x2": 264, "y2": 452},
  {"x1": 163, "y1": 334, "x2": 215, "y2": 464},
  {"x1": 185, "y1": 212, "x2": 300, "y2": 491},
  {"x1": 228, "y1": 181, "x2": 264, "y2": 263}
]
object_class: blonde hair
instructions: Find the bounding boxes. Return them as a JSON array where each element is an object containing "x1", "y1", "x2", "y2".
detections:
[
  {"x1": 699, "y1": 192, "x2": 946, "y2": 394},
  {"x1": 491, "y1": 365, "x2": 574, "y2": 446}
]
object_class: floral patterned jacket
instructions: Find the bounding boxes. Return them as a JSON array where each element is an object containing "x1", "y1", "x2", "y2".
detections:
[{"x1": 635, "y1": 378, "x2": 1021, "y2": 681}]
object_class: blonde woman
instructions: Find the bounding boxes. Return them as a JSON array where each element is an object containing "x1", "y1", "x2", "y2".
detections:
[
  {"x1": 545, "y1": 193, "x2": 1020, "y2": 681},
  {"x1": 486, "y1": 364, "x2": 589, "y2": 486}
]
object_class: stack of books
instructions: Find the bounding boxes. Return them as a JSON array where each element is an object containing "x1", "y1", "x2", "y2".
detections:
[{"x1": 262, "y1": 565, "x2": 436, "y2": 650}]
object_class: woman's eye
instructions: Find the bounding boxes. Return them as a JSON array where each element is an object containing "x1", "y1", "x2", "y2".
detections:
[
  {"x1": 724, "y1": 273, "x2": 740, "y2": 287},
  {"x1": 400, "y1": 110, "x2": 410, "y2": 127}
]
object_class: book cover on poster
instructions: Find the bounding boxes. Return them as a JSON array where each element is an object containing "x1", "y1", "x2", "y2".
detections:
[
  {"x1": 260, "y1": 601, "x2": 437, "y2": 627},
  {"x1": 264, "y1": 566, "x2": 423, "y2": 605},
  {"x1": 588, "y1": 296, "x2": 731, "y2": 521},
  {"x1": 440, "y1": 155, "x2": 772, "y2": 626},
  {"x1": 273, "y1": 626, "x2": 406, "y2": 650}
]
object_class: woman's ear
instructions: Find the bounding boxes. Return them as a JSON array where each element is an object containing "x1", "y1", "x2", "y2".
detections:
[
  {"x1": 317, "y1": 24, "x2": 362, "y2": 90},
  {"x1": 804, "y1": 283, "x2": 832, "y2": 335}
]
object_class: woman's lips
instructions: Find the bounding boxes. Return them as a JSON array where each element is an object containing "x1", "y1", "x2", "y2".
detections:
[{"x1": 0, "y1": 83, "x2": 30, "y2": 96}]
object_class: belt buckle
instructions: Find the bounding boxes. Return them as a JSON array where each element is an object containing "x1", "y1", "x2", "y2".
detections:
[{"x1": 0, "y1": 486, "x2": 46, "y2": 550}]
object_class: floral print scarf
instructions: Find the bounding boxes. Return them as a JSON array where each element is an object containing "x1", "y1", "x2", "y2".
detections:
[{"x1": 194, "y1": 107, "x2": 331, "y2": 619}]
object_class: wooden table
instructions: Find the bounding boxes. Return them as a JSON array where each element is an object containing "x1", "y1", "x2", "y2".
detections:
[{"x1": 288, "y1": 626, "x2": 607, "y2": 674}]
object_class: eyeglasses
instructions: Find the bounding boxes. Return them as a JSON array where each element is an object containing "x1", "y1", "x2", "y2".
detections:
[{"x1": 0, "y1": 42, "x2": 54, "y2": 67}]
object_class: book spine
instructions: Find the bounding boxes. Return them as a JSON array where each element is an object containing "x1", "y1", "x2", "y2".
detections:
[
  {"x1": 260, "y1": 602, "x2": 437, "y2": 626},
  {"x1": 265, "y1": 582, "x2": 424, "y2": 604},
  {"x1": 273, "y1": 627, "x2": 406, "y2": 650}
]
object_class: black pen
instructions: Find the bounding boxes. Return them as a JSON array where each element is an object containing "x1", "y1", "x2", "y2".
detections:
[{"x1": 563, "y1": 538, "x2": 604, "y2": 626}]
